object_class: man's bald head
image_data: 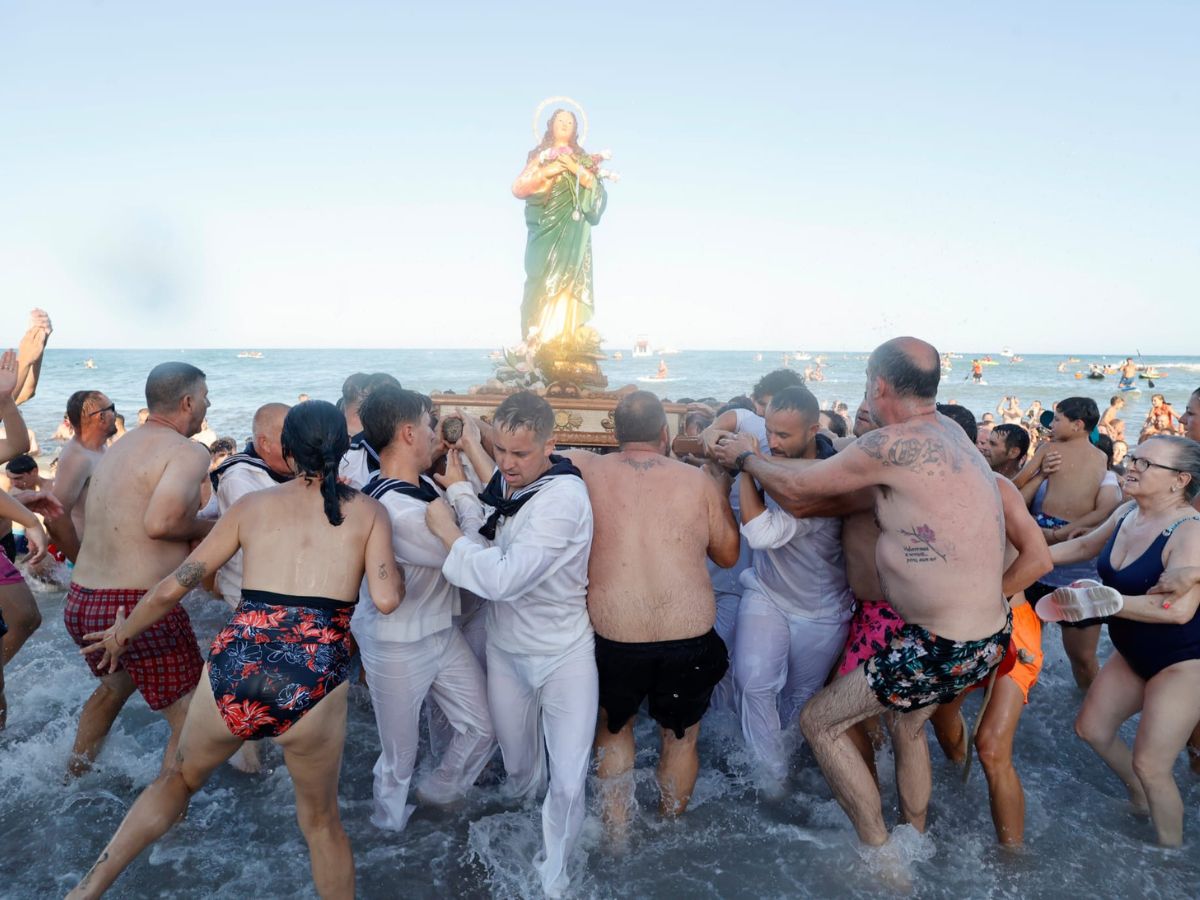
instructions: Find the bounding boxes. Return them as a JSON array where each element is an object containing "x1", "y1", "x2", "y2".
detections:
[
  {"x1": 614, "y1": 390, "x2": 668, "y2": 445},
  {"x1": 252, "y1": 402, "x2": 292, "y2": 474},
  {"x1": 867, "y1": 336, "x2": 940, "y2": 400},
  {"x1": 253, "y1": 403, "x2": 290, "y2": 441}
]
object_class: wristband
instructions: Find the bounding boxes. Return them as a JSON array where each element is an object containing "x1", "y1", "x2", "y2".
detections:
[{"x1": 733, "y1": 450, "x2": 754, "y2": 473}]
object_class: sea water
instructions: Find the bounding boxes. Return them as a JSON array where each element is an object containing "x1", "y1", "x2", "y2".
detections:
[{"x1": 3, "y1": 347, "x2": 1200, "y2": 898}]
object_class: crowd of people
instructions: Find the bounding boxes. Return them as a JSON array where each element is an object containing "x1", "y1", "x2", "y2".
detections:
[{"x1": 2, "y1": 323, "x2": 1200, "y2": 898}]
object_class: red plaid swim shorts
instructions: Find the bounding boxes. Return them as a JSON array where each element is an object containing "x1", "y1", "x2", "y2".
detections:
[{"x1": 64, "y1": 582, "x2": 203, "y2": 711}]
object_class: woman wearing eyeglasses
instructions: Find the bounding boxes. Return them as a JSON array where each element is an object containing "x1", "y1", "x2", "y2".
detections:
[{"x1": 1043, "y1": 434, "x2": 1200, "y2": 846}]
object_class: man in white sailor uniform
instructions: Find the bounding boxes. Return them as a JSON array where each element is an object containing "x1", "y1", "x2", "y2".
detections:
[{"x1": 426, "y1": 391, "x2": 595, "y2": 899}]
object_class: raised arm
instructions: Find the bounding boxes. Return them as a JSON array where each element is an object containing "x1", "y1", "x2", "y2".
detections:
[
  {"x1": 13, "y1": 311, "x2": 51, "y2": 405},
  {"x1": 0, "y1": 350, "x2": 30, "y2": 462},
  {"x1": 143, "y1": 443, "x2": 215, "y2": 542},
  {"x1": 716, "y1": 432, "x2": 883, "y2": 518}
]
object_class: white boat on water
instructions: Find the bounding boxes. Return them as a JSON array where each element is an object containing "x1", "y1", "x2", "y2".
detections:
[
  {"x1": 632, "y1": 336, "x2": 652, "y2": 358},
  {"x1": 1000, "y1": 347, "x2": 1014, "y2": 358},
  {"x1": 237, "y1": 351, "x2": 264, "y2": 359},
  {"x1": 794, "y1": 352, "x2": 812, "y2": 361}
]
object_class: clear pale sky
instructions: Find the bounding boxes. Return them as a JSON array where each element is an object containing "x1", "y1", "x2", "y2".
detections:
[{"x1": 2, "y1": 2, "x2": 1197, "y2": 353}]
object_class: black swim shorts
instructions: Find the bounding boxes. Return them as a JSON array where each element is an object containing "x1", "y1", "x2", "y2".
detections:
[{"x1": 595, "y1": 629, "x2": 728, "y2": 739}]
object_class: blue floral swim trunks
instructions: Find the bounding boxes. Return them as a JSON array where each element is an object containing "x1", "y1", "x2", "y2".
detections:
[{"x1": 864, "y1": 610, "x2": 1012, "y2": 712}]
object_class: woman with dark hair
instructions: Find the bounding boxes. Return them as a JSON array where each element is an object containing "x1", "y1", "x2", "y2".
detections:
[
  {"x1": 1042, "y1": 434, "x2": 1200, "y2": 846},
  {"x1": 69, "y1": 401, "x2": 403, "y2": 899}
]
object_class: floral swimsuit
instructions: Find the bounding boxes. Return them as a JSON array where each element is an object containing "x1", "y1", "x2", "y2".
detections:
[
  {"x1": 864, "y1": 609, "x2": 1012, "y2": 712},
  {"x1": 208, "y1": 590, "x2": 355, "y2": 740}
]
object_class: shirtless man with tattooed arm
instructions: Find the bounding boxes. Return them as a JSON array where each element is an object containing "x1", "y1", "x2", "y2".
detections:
[
  {"x1": 713, "y1": 338, "x2": 1010, "y2": 867},
  {"x1": 64, "y1": 362, "x2": 215, "y2": 776}
]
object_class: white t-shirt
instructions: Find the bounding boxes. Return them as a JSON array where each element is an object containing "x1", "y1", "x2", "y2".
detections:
[{"x1": 353, "y1": 479, "x2": 486, "y2": 642}]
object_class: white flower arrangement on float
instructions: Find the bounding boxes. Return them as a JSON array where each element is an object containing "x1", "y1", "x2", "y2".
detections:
[{"x1": 492, "y1": 329, "x2": 548, "y2": 391}]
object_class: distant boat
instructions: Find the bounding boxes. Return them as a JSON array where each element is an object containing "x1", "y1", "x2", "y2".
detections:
[
  {"x1": 1140, "y1": 371, "x2": 1166, "y2": 379},
  {"x1": 754, "y1": 353, "x2": 763, "y2": 362},
  {"x1": 612, "y1": 351, "x2": 623, "y2": 360},
  {"x1": 654, "y1": 346, "x2": 680, "y2": 355},
  {"x1": 237, "y1": 351, "x2": 264, "y2": 359},
  {"x1": 83, "y1": 357, "x2": 97, "y2": 369},
  {"x1": 632, "y1": 336, "x2": 652, "y2": 358},
  {"x1": 794, "y1": 352, "x2": 812, "y2": 361},
  {"x1": 1000, "y1": 348, "x2": 1014, "y2": 357}
]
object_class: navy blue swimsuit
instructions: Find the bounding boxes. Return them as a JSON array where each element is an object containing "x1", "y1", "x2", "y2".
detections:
[{"x1": 1097, "y1": 512, "x2": 1200, "y2": 681}]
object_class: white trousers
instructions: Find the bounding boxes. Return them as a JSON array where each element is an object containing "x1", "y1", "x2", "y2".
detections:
[
  {"x1": 708, "y1": 587, "x2": 743, "y2": 713},
  {"x1": 487, "y1": 634, "x2": 598, "y2": 898},
  {"x1": 355, "y1": 625, "x2": 495, "y2": 831},
  {"x1": 733, "y1": 587, "x2": 849, "y2": 783},
  {"x1": 428, "y1": 604, "x2": 491, "y2": 758}
]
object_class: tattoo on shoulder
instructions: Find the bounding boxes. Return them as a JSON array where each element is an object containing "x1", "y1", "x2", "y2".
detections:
[
  {"x1": 622, "y1": 456, "x2": 662, "y2": 472},
  {"x1": 175, "y1": 561, "x2": 206, "y2": 589},
  {"x1": 856, "y1": 431, "x2": 952, "y2": 474},
  {"x1": 377, "y1": 563, "x2": 388, "y2": 580}
]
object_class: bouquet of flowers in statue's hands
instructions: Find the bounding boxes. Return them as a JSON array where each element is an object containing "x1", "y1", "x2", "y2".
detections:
[{"x1": 537, "y1": 147, "x2": 620, "y2": 182}]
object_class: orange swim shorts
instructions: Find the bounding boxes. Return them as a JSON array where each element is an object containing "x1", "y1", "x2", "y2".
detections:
[{"x1": 970, "y1": 600, "x2": 1042, "y2": 704}]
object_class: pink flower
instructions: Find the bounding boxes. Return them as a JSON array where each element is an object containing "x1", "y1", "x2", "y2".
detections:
[{"x1": 915, "y1": 524, "x2": 936, "y2": 543}]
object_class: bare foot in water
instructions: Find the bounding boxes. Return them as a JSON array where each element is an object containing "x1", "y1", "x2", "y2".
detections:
[{"x1": 227, "y1": 742, "x2": 263, "y2": 774}]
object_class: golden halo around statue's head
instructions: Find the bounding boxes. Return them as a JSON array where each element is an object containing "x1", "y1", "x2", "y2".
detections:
[{"x1": 532, "y1": 96, "x2": 588, "y2": 145}]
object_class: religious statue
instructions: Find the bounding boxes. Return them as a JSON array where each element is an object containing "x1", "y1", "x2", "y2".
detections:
[{"x1": 511, "y1": 98, "x2": 617, "y2": 387}]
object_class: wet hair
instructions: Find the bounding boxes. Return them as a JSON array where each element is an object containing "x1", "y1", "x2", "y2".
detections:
[
  {"x1": 718, "y1": 396, "x2": 755, "y2": 416},
  {"x1": 5, "y1": 454, "x2": 36, "y2": 476},
  {"x1": 821, "y1": 410, "x2": 848, "y2": 438},
  {"x1": 1109, "y1": 395, "x2": 1125, "y2": 407},
  {"x1": 1144, "y1": 434, "x2": 1200, "y2": 502},
  {"x1": 527, "y1": 109, "x2": 584, "y2": 162},
  {"x1": 209, "y1": 437, "x2": 237, "y2": 458},
  {"x1": 1151, "y1": 393, "x2": 1166, "y2": 405},
  {"x1": 936, "y1": 403, "x2": 977, "y2": 445},
  {"x1": 360, "y1": 386, "x2": 431, "y2": 453},
  {"x1": 65, "y1": 390, "x2": 105, "y2": 430},
  {"x1": 145, "y1": 362, "x2": 206, "y2": 414},
  {"x1": 1056, "y1": 396, "x2": 1100, "y2": 432},
  {"x1": 752, "y1": 369, "x2": 803, "y2": 403},
  {"x1": 341, "y1": 373, "x2": 370, "y2": 406},
  {"x1": 868, "y1": 338, "x2": 940, "y2": 400},
  {"x1": 493, "y1": 391, "x2": 555, "y2": 441},
  {"x1": 1095, "y1": 433, "x2": 1115, "y2": 468},
  {"x1": 614, "y1": 391, "x2": 667, "y2": 444},
  {"x1": 281, "y1": 400, "x2": 354, "y2": 526},
  {"x1": 768, "y1": 385, "x2": 820, "y2": 422},
  {"x1": 992, "y1": 423, "x2": 1030, "y2": 459}
]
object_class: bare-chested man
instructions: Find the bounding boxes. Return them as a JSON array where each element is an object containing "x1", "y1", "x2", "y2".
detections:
[
  {"x1": 1014, "y1": 396, "x2": 1120, "y2": 687},
  {"x1": 565, "y1": 391, "x2": 739, "y2": 834},
  {"x1": 713, "y1": 338, "x2": 1010, "y2": 865},
  {"x1": 48, "y1": 390, "x2": 118, "y2": 562},
  {"x1": 63, "y1": 362, "x2": 214, "y2": 776}
]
